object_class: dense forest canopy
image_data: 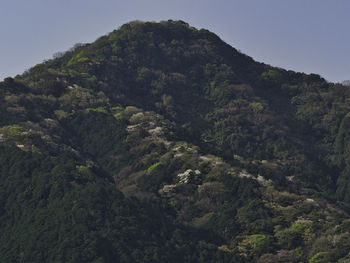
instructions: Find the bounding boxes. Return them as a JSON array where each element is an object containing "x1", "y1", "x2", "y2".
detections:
[{"x1": 1, "y1": 20, "x2": 350, "y2": 262}]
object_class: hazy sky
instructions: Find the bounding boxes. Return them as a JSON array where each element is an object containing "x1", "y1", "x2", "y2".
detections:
[{"x1": 1, "y1": 0, "x2": 349, "y2": 82}]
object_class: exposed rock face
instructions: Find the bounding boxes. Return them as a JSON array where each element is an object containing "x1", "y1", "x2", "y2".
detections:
[
  {"x1": 177, "y1": 169, "x2": 201, "y2": 184},
  {"x1": 160, "y1": 184, "x2": 177, "y2": 196}
]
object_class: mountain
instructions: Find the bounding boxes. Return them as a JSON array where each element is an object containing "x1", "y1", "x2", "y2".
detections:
[{"x1": 1, "y1": 20, "x2": 350, "y2": 262}]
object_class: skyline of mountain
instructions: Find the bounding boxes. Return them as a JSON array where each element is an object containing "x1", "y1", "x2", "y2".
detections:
[{"x1": 1, "y1": 1, "x2": 350, "y2": 83}]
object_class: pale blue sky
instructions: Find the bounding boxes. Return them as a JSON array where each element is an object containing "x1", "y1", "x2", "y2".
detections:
[{"x1": 1, "y1": 0, "x2": 349, "y2": 82}]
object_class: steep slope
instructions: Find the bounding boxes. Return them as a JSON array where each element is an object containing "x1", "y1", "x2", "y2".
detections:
[{"x1": 1, "y1": 20, "x2": 350, "y2": 262}]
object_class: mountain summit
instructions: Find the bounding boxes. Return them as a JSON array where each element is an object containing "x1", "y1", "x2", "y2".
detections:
[{"x1": 1, "y1": 20, "x2": 350, "y2": 262}]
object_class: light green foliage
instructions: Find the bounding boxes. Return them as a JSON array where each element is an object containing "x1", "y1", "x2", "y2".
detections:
[
  {"x1": 249, "y1": 102, "x2": 264, "y2": 112},
  {"x1": 111, "y1": 106, "x2": 125, "y2": 120},
  {"x1": 7, "y1": 125, "x2": 25, "y2": 138},
  {"x1": 261, "y1": 69, "x2": 282, "y2": 82},
  {"x1": 76, "y1": 165, "x2": 90, "y2": 177},
  {"x1": 124, "y1": 106, "x2": 141, "y2": 117},
  {"x1": 129, "y1": 112, "x2": 145, "y2": 124},
  {"x1": 87, "y1": 75, "x2": 98, "y2": 84},
  {"x1": 113, "y1": 111, "x2": 125, "y2": 120},
  {"x1": 147, "y1": 162, "x2": 161, "y2": 175},
  {"x1": 111, "y1": 106, "x2": 123, "y2": 111},
  {"x1": 54, "y1": 109, "x2": 69, "y2": 119},
  {"x1": 67, "y1": 50, "x2": 89, "y2": 66},
  {"x1": 274, "y1": 221, "x2": 311, "y2": 249},
  {"x1": 249, "y1": 234, "x2": 270, "y2": 258},
  {"x1": 309, "y1": 252, "x2": 330, "y2": 263},
  {"x1": 86, "y1": 107, "x2": 108, "y2": 114}
]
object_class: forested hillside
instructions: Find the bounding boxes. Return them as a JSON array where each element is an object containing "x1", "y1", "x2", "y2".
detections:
[{"x1": 2, "y1": 20, "x2": 350, "y2": 262}]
